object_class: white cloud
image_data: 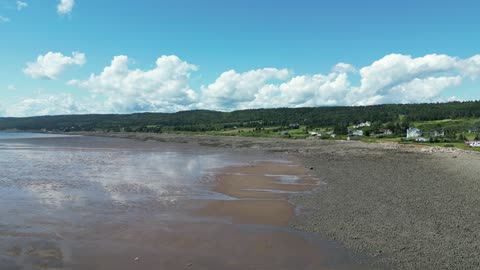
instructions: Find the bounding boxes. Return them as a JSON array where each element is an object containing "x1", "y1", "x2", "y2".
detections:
[
  {"x1": 57, "y1": 0, "x2": 75, "y2": 15},
  {"x1": 5, "y1": 94, "x2": 88, "y2": 117},
  {"x1": 8, "y1": 53, "x2": 480, "y2": 116},
  {"x1": 333, "y1": 63, "x2": 356, "y2": 73},
  {"x1": 72, "y1": 55, "x2": 199, "y2": 113},
  {"x1": 7, "y1": 85, "x2": 16, "y2": 91},
  {"x1": 23, "y1": 51, "x2": 86, "y2": 80},
  {"x1": 16, "y1": 1, "x2": 28, "y2": 11},
  {"x1": 346, "y1": 54, "x2": 480, "y2": 105},
  {"x1": 202, "y1": 53, "x2": 480, "y2": 110},
  {"x1": 0, "y1": 16, "x2": 10, "y2": 23},
  {"x1": 199, "y1": 68, "x2": 291, "y2": 110}
]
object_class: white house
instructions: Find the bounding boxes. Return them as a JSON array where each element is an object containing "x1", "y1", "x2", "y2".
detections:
[
  {"x1": 353, "y1": 121, "x2": 371, "y2": 129},
  {"x1": 352, "y1": 129, "x2": 364, "y2": 136},
  {"x1": 407, "y1": 128, "x2": 422, "y2": 138},
  {"x1": 415, "y1": 137, "x2": 428, "y2": 142}
]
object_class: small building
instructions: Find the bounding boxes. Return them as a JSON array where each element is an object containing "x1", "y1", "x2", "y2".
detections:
[
  {"x1": 352, "y1": 129, "x2": 364, "y2": 136},
  {"x1": 308, "y1": 131, "x2": 319, "y2": 136},
  {"x1": 330, "y1": 134, "x2": 337, "y2": 138},
  {"x1": 406, "y1": 128, "x2": 422, "y2": 138},
  {"x1": 353, "y1": 121, "x2": 372, "y2": 129},
  {"x1": 289, "y1": 123, "x2": 300, "y2": 129}
]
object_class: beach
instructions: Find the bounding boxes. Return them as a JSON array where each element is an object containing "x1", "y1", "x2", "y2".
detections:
[
  {"x1": 74, "y1": 132, "x2": 480, "y2": 270},
  {"x1": 0, "y1": 134, "x2": 375, "y2": 270}
]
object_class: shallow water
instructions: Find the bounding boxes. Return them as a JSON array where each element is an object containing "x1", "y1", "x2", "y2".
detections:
[{"x1": 0, "y1": 134, "x2": 375, "y2": 270}]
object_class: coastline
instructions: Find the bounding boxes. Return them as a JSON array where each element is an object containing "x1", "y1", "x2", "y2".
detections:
[{"x1": 66, "y1": 132, "x2": 480, "y2": 269}]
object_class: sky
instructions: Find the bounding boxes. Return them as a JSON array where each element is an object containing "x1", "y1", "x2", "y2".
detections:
[{"x1": 1, "y1": 0, "x2": 480, "y2": 117}]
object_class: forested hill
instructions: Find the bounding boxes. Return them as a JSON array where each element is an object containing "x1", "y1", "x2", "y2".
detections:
[{"x1": 1, "y1": 101, "x2": 480, "y2": 132}]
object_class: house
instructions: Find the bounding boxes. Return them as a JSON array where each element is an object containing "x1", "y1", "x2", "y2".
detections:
[
  {"x1": 308, "y1": 131, "x2": 319, "y2": 136},
  {"x1": 406, "y1": 128, "x2": 422, "y2": 138},
  {"x1": 289, "y1": 123, "x2": 300, "y2": 129},
  {"x1": 330, "y1": 134, "x2": 337, "y2": 138},
  {"x1": 466, "y1": 141, "x2": 480, "y2": 147},
  {"x1": 352, "y1": 129, "x2": 364, "y2": 136},
  {"x1": 353, "y1": 121, "x2": 372, "y2": 129}
]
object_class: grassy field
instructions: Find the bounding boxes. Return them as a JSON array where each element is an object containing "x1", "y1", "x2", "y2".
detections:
[{"x1": 156, "y1": 118, "x2": 480, "y2": 151}]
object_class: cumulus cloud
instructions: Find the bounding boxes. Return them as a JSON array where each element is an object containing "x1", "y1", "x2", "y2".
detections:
[
  {"x1": 23, "y1": 51, "x2": 86, "y2": 80},
  {"x1": 345, "y1": 54, "x2": 480, "y2": 105},
  {"x1": 0, "y1": 16, "x2": 10, "y2": 23},
  {"x1": 57, "y1": 0, "x2": 75, "y2": 15},
  {"x1": 203, "y1": 53, "x2": 480, "y2": 110},
  {"x1": 16, "y1": 1, "x2": 28, "y2": 11},
  {"x1": 199, "y1": 68, "x2": 291, "y2": 110},
  {"x1": 72, "y1": 55, "x2": 199, "y2": 113},
  {"x1": 5, "y1": 94, "x2": 88, "y2": 117},
  {"x1": 9, "y1": 53, "x2": 480, "y2": 116}
]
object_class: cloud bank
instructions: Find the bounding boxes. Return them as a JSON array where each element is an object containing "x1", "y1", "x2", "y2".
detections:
[
  {"x1": 4, "y1": 94, "x2": 87, "y2": 117},
  {"x1": 6, "y1": 53, "x2": 480, "y2": 117}
]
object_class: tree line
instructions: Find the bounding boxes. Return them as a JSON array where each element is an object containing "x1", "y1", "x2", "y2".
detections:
[{"x1": 1, "y1": 101, "x2": 479, "y2": 133}]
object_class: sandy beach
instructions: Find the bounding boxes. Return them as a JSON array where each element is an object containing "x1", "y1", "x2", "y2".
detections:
[{"x1": 71, "y1": 132, "x2": 480, "y2": 270}]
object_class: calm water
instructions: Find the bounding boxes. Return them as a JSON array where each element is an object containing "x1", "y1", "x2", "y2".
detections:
[{"x1": 0, "y1": 134, "x2": 263, "y2": 215}]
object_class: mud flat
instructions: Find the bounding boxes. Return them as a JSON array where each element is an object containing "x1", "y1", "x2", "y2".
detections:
[
  {"x1": 194, "y1": 162, "x2": 323, "y2": 226},
  {"x1": 0, "y1": 134, "x2": 378, "y2": 270},
  {"x1": 80, "y1": 132, "x2": 480, "y2": 270}
]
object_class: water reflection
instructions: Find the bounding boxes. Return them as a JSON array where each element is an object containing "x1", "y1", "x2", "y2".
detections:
[{"x1": 0, "y1": 136, "x2": 261, "y2": 213}]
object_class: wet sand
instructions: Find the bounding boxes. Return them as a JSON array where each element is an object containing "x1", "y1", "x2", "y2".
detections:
[
  {"x1": 0, "y1": 135, "x2": 376, "y2": 270},
  {"x1": 195, "y1": 162, "x2": 323, "y2": 226}
]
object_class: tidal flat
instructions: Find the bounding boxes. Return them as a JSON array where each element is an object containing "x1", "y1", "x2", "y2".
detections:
[
  {"x1": 70, "y1": 132, "x2": 480, "y2": 270},
  {"x1": 0, "y1": 134, "x2": 376, "y2": 270}
]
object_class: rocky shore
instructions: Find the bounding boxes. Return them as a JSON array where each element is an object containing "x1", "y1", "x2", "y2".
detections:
[{"x1": 72, "y1": 132, "x2": 480, "y2": 269}]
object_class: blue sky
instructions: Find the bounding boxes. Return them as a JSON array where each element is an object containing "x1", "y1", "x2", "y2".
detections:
[{"x1": 1, "y1": 0, "x2": 480, "y2": 116}]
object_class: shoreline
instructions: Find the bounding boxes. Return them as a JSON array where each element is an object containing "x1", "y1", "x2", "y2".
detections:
[{"x1": 52, "y1": 132, "x2": 480, "y2": 269}]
